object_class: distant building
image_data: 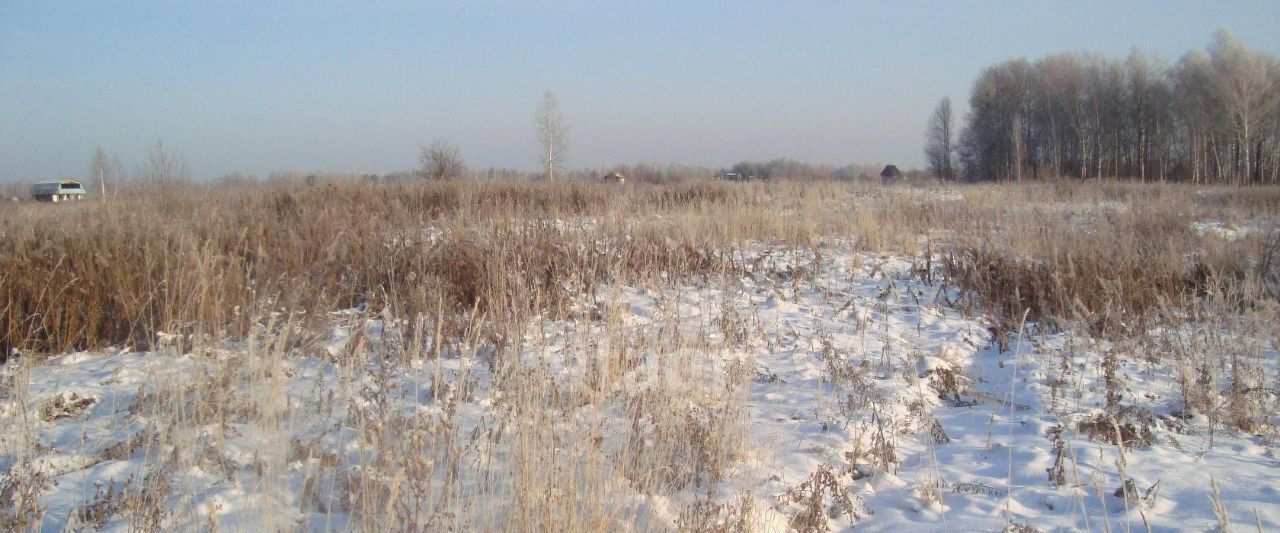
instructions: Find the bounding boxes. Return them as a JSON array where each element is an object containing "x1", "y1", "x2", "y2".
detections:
[
  {"x1": 32, "y1": 179, "x2": 87, "y2": 202},
  {"x1": 880, "y1": 165, "x2": 904, "y2": 183},
  {"x1": 601, "y1": 171, "x2": 627, "y2": 184},
  {"x1": 717, "y1": 171, "x2": 754, "y2": 182}
]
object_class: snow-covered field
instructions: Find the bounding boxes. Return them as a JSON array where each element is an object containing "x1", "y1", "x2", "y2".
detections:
[{"x1": 2, "y1": 241, "x2": 1277, "y2": 531}]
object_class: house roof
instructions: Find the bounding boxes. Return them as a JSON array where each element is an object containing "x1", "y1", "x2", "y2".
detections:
[{"x1": 32, "y1": 180, "x2": 87, "y2": 196}]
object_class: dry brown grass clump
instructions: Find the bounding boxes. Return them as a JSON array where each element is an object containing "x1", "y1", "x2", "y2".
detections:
[
  {"x1": 938, "y1": 182, "x2": 1280, "y2": 337},
  {"x1": 1, "y1": 180, "x2": 809, "y2": 360}
]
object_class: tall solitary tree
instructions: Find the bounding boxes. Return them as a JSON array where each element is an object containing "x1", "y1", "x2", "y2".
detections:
[
  {"x1": 90, "y1": 146, "x2": 111, "y2": 203},
  {"x1": 89, "y1": 147, "x2": 125, "y2": 201},
  {"x1": 924, "y1": 98, "x2": 955, "y2": 180},
  {"x1": 536, "y1": 91, "x2": 568, "y2": 181}
]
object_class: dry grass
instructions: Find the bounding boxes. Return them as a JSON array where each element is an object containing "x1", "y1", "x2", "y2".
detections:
[
  {"x1": 1, "y1": 177, "x2": 1277, "y2": 530},
  {"x1": 937, "y1": 183, "x2": 1280, "y2": 337},
  {"x1": 0, "y1": 180, "x2": 788, "y2": 359}
]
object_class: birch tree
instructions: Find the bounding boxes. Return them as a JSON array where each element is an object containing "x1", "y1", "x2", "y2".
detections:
[
  {"x1": 536, "y1": 91, "x2": 568, "y2": 181},
  {"x1": 1207, "y1": 29, "x2": 1280, "y2": 184},
  {"x1": 89, "y1": 147, "x2": 124, "y2": 201},
  {"x1": 955, "y1": 33, "x2": 1279, "y2": 184},
  {"x1": 90, "y1": 147, "x2": 110, "y2": 203}
]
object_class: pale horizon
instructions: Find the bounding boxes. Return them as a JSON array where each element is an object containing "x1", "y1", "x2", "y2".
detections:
[{"x1": 3, "y1": 1, "x2": 1279, "y2": 181}]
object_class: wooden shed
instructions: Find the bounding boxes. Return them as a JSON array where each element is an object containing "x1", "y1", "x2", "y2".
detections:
[{"x1": 880, "y1": 165, "x2": 904, "y2": 183}]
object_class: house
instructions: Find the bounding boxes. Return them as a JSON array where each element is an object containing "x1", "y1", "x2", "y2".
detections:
[
  {"x1": 32, "y1": 179, "x2": 87, "y2": 202},
  {"x1": 880, "y1": 165, "x2": 904, "y2": 183},
  {"x1": 601, "y1": 171, "x2": 626, "y2": 184}
]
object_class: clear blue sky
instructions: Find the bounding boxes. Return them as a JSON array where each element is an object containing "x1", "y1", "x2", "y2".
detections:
[{"x1": 2, "y1": 1, "x2": 1278, "y2": 181}]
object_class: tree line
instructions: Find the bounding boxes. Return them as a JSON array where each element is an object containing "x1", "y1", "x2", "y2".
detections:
[{"x1": 928, "y1": 30, "x2": 1280, "y2": 185}]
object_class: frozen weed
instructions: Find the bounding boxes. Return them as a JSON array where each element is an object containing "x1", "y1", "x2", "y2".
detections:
[
  {"x1": 0, "y1": 459, "x2": 48, "y2": 530},
  {"x1": 675, "y1": 493, "x2": 755, "y2": 533},
  {"x1": 783, "y1": 463, "x2": 866, "y2": 532}
]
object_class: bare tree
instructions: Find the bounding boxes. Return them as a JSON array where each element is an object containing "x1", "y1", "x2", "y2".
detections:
[
  {"x1": 958, "y1": 33, "x2": 1280, "y2": 185},
  {"x1": 957, "y1": 58, "x2": 1035, "y2": 181},
  {"x1": 535, "y1": 91, "x2": 568, "y2": 181},
  {"x1": 419, "y1": 139, "x2": 466, "y2": 181},
  {"x1": 89, "y1": 147, "x2": 125, "y2": 201},
  {"x1": 110, "y1": 155, "x2": 125, "y2": 194},
  {"x1": 1126, "y1": 49, "x2": 1154, "y2": 182},
  {"x1": 90, "y1": 146, "x2": 110, "y2": 203},
  {"x1": 1011, "y1": 113, "x2": 1025, "y2": 181},
  {"x1": 1207, "y1": 29, "x2": 1280, "y2": 184},
  {"x1": 924, "y1": 98, "x2": 955, "y2": 180},
  {"x1": 142, "y1": 139, "x2": 189, "y2": 195}
]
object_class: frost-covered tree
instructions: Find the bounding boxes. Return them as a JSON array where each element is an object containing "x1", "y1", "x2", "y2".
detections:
[
  {"x1": 956, "y1": 32, "x2": 1280, "y2": 184},
  {"x1": 924, "y1": 98, "x2": 955, "y2": 180},
  {"x1": 536, "y1": 91, "x2": 568, "y2": 181}
]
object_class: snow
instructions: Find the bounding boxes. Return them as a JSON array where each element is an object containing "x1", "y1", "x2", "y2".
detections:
[
  {"x1": 2, "y1": 241, "x2": 1277, "y2": 531},
  {"x1": 1192, "y1": 219, "x2": 1273, "y2": 241}
]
